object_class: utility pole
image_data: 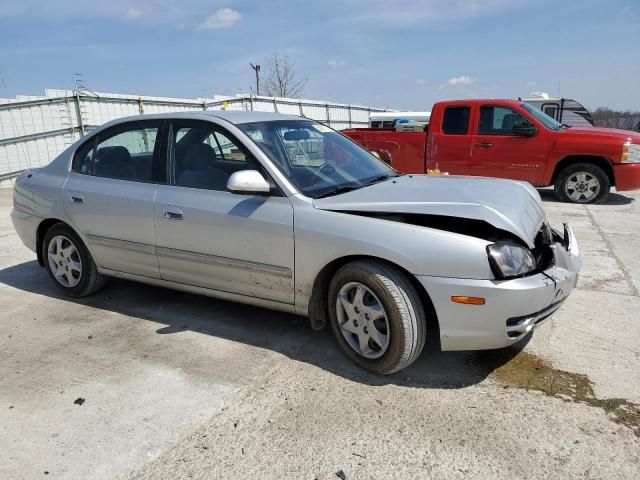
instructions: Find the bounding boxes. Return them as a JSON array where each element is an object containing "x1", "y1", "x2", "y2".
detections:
[
  {"x1": 250, "y1": 63, "x2": 260, "y2": 96},
  {"x1": 73, "y1": 73, "x2": 86, "y2": 136}
]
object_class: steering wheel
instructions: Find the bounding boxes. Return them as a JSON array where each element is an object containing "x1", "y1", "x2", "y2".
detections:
[{"x1": 310, "y1": 162, "x2": 337, "y2": 188}]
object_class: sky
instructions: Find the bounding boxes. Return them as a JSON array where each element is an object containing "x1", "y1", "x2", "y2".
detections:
[{"x1": 0, "y1": 0, "x2": 639, "y2": 111}]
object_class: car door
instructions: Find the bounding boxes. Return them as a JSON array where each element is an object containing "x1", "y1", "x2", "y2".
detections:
[
  {"x1": 470, "y1": 105, "x2": 548, "y2": 184},
  {"x1": 153, "y1": 119, "x2": 295, "y2": 304},
  {"x1": 429, "y1": 105, "x2": 472, "y2": 175},
  {"x1": 63, "y1": 120, "x2": 165, "y2": 278}
]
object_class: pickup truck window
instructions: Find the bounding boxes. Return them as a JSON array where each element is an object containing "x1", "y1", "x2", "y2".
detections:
[
  {"x1": 521, "y1": 102, "x2": 564, "y2": 130},
  {"x1": 442, "y1": 107, "x2": 470, "y2": 135},
  {"x1": 478, "y1": 106, "x2": 528, "y2": 135}
]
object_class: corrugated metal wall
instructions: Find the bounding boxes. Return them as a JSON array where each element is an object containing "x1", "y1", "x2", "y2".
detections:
[{"x1": 0, "y1": 89, "x2": 385, "y2": 187}]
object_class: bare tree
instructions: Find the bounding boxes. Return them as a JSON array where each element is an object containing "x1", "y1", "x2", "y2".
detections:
[
  {"x1": 592, "y1": 107, "x2": 640, "y2": 131},
  {"x1": 263, "y1": 52, "x2": 307, "y2": 98}
]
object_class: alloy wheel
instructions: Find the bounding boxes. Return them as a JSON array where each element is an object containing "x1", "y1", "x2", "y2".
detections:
[
  {"x1": 335, "y1": 281, "x2": 390, "y2": 359},
  {"x1": 47, "y1": 235, "x2": 82, "y2": 288},
  {"x1": 564, "y1": 171, "x2": 601, "y2": 203}
]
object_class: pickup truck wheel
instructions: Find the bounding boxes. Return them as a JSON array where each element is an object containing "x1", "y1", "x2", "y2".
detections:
[
  {"x1": 554, "y1": 163, "x2": 610, "y2": 204},
  {"x1": 43, "y1": 223, "x2": 106, "y2": 298},
  {"x1": 328, "y1": 260, "x2": 426, "y2": 375}
]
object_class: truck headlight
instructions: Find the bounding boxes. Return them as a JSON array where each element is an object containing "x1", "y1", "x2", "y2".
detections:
[
  {"x1": 487, "y1": 242, "x2": 537, "y2": 279},
  {"x1": 622, "y1": 142, "x2": 640, "y2": 163}
]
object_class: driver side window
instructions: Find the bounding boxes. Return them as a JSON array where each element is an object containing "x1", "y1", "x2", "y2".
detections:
[
  {"x1": 478, "y1": 106, "x2": 528, "y2": 135},
  {"x1": 172, "y1": 121, "x2": 258, "y2": 191}
]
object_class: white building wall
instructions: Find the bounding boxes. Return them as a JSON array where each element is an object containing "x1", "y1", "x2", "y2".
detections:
[{"x1": 0, "y1": 89, "x2": 386, "y2": 184}]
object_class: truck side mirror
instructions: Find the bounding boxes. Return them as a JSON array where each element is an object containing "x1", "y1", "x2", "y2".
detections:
[{"x1": 513, "y1": 121, "x2": 537, "y2": 137}]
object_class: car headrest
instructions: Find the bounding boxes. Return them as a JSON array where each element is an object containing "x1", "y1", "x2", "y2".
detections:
[
  {"x1": 502, "y1": 113, "x2": 521, "y2": 131},
  {"x1": 183, "y1": 143, "x2": 218, "y2": 170},
  {"x1": 95, "y1": 146, "x2": 131, "y2": 165}
]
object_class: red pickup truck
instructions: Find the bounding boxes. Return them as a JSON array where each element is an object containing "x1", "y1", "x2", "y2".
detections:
[{"x1": 343, "y1": 99, "x2": 640, "y2": 203}]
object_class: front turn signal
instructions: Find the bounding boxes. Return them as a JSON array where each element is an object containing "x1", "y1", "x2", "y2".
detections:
[{"x1": 451, "y1": 296, "x2": 485, "y2": 305}]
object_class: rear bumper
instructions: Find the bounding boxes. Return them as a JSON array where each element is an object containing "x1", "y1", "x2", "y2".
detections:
[
  {"x1": 613, "y1": 163, "x2": 640, "y2": 191},
  {"x1": 11, "y1": 207, "x2": 40, "y2": 253},
  {"x1": 417, "y1": 226, "x2": 580, "y2": 351}
]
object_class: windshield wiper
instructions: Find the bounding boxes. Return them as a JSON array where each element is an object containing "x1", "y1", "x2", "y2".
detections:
[
  {"x1": 363, "y1": 173, "x2": 403, "y2": 186},
  {"x1": 363, "y1": 174, "x2": 393, "y2": 186},
  {"x1": 315, "y1": 173, "x2": 403, "y2": 198},
  {"x1": 315, "y1": 184, "x2": 362, "y2": 198}
]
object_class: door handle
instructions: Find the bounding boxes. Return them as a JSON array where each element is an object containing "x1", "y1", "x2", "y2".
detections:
[
  {"x1": 69, "y1": 194, "x2": 84, "y2": 204},
  {"x1": 475, "y1": 142, "x2": 493, "y2": 148},
  {"x1": 163, "y1": 208, "x2": 183, "y2": 220}
]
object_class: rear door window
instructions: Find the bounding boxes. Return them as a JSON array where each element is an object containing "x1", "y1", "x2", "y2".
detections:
[
  {"x1": 442, "y1": 107, "x2": 470, "y2": 135},
  {"x1": 73, "y1": 120, "x2": 163, "y2": 182}
]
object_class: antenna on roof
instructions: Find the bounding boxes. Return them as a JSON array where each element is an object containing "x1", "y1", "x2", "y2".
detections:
[{"x1": 73, "y1": 73, "x2": 99, "y2": 98}]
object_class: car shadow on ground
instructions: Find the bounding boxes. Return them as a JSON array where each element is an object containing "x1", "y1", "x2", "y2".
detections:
[
  {"x1": 0, "y1": 260, "x2": 529, "y2": 390},
  {"x1": 537, "y1": 188, "x2": 634, "y2": 205}
]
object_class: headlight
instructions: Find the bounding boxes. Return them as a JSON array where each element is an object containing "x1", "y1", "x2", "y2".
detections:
[
  {"x1": 622, "y1": 142, "x2": 640, "y2": 164},
  {"x1": 487, "y1": 242, "x2": 537, "y2": 279}
]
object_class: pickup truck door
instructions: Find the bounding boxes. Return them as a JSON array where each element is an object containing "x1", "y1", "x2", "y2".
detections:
[
  {"x1": 470, "y1": 105, "x2": 547, "y2": 185},
  {"x1": 428, "y1": 105, "x2": 472, "y2": 175}
]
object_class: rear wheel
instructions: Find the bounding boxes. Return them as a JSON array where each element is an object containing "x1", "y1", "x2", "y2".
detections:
[
  {"x1": 554, "y1": 163, "x2": 610, "y2": 204},
  {"x1": 43, "y1": 223, "x2": 106, "y2": 297},
  {"x1": 328, "y1": 260, "x2": 426, "y2": 375}
]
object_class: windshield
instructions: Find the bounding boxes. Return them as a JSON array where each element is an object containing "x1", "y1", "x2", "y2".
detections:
[
  {"x1": 521, "y1": 102, "x2": 564, "y2": 130},
  {"x1": 238, "y1": 120, "x2": 397, "y2": 198}
]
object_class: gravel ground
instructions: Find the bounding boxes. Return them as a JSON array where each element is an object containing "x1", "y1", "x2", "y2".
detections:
[{"x1": 0, "y1": 188, "x2": 639, "y2": 480}]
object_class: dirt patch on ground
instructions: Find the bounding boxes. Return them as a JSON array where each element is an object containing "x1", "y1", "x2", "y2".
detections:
[{"x1": 491, "y1": 351, "x2": 640, "y2": 436}]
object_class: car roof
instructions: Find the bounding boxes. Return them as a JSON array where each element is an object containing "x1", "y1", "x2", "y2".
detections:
[
  {"x1": 433, "y1": 99, "x2": 522, "y2": 106},
  {"x1": 100, "y1": 110, "x2": 304, "y2": 128}
]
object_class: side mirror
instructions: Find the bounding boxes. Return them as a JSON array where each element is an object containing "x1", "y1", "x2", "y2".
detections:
[
  {"x1": 227, "y1": 170, "x2": 271, "y2": 195},
  {"x1": 513, "y1": 121, "x2": 537, "y2": 137}
]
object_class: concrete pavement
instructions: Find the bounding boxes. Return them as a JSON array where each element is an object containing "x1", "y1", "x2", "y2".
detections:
[{"x1": 0, "y1": 188, "x2": 639, "y2": 479}]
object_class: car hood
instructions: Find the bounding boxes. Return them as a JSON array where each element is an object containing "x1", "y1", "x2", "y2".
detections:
[
  {"x1": 313, "y1": 175, "x2": 545, "y2": 248},
  {"x1": 559, "y1": 126, "x2": 640, "y2": 144}
]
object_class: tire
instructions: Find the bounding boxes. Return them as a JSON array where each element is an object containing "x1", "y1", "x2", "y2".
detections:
[
  {"x1": 328, "y1": 260, "x2": 427, "y2": 375},
  {"x1": 42, "y1": 223, "x2": 106, "y2": 297},
  {"x1": 553, "y1": 163, "x2": 610, "y2": 204}
]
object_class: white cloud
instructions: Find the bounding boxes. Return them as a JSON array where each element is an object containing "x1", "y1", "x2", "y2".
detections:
[
  {"x1": 526, "y1": 81, "x2": 537, "y2": 87},
  {"x1": 416, "y1": 79, "x2": 425, "y2": 85},
  {"x1": 200, "y1": 8, "x2": 241, "y2": 30},
  {"x1": 440, "y1": 75, "x2": 475, "y2": 89},
  {"x1": 328, "y1": 59, "x2": 346, "y2": 68},
  {"x1": 126, "y1": 7, "x2": 146, "y2": 19}
]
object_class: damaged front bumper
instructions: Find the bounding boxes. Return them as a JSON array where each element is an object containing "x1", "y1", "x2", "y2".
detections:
[{"x1": 417, "y1": 224, "x2": 581, "y2": 351}]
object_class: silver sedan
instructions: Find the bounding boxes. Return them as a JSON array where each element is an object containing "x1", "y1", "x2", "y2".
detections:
[{"x1": 11, "y1": 111, "x2": 580, "y2": 374}]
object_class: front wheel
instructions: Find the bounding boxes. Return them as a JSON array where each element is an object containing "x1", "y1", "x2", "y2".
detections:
[
  {"x1": 554, "y1": 163, "x2": 610, "y2": 204},
  {"x1": 43, "y1": 223, "x2": 106, "y2": 297},
  {"x1": 328, "y1": 260, "x2": 427, "y2": 375}
]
